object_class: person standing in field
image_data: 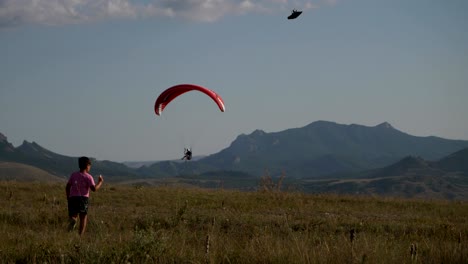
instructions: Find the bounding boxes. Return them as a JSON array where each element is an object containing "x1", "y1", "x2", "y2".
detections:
[{"x1": 66, "y1": 156, "x2": 103, "y2": 236}]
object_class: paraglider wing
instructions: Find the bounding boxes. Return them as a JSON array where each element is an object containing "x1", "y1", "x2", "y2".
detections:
[
  {"x1": 288, "y1": 10, "x2": 302, "y2": 19},
  {"x1": 154, "y1": 84, "x2": 225, "y2": 116}
]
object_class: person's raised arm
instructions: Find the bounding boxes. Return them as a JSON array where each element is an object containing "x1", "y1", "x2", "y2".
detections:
[{"x1": 91, "y1": 175, "x2": 104, "y2": 192}]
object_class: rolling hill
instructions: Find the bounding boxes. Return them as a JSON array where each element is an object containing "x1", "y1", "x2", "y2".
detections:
[{"x1": 0, "y1": 161, "x2": 65, "y2": 182}]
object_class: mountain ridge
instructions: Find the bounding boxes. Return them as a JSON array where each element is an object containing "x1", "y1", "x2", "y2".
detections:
[
  {"x1": 198, "y1": 120, "x2": 468, "y2": 178},
  {"x1": 2, "y1": 120, "x2": 468, "y2": 189}
]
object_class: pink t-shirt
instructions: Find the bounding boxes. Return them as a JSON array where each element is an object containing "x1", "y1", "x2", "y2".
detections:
[{"x1": 67, "y1": 171, "x2": 96, "y2": 198}]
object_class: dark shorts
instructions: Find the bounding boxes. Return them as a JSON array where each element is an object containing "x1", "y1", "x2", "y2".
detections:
[{"x1": 68, "y1": 196, "x2": 89, "y2": 217}]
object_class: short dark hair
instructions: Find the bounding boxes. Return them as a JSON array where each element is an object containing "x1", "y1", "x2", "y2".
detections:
[{"x1": 78, "y1": 156, "x2": 91, "y2": 170}]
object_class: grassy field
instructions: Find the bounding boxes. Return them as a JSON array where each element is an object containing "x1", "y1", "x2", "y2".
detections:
[{"x1": 0, "y1": 181, "x2": 467, "y2": 263}]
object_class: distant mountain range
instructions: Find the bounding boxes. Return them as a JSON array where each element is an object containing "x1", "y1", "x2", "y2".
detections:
[
  {"x1": 0, "y1": 134, "x2": 138, "y2": 180},
  {"x1": 302, "y1": 147, "x2": 468, "y2": 200},
  {"x1": 2, "y1": 120, "x2": 468, "y2": 199},
  {"x1": 144, "y1": 121, "x2": 468, "y2": 178}
]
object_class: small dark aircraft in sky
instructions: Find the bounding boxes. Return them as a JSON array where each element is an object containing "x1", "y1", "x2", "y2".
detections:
[{"x1": 288, "y1": 9, "x2": 302, "y2": 20}]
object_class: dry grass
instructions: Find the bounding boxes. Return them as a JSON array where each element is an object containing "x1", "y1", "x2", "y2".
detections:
[{"x1": 0, "y1": 181, "x2": 467, "y2": 263}]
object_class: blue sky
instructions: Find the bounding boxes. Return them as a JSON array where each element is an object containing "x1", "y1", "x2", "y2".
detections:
[{"x1": 1, "y1": 0, "x2": 467, "y2": 162}]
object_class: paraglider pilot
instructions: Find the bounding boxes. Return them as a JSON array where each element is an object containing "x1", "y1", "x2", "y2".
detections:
[{"x1": 182, "y1": 148, "x2": 192, "y2": 161}]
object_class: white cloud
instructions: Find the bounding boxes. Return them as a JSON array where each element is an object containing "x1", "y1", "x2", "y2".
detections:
[{"x1": 0, "y1": 0, "x2": 333, "y2": 27}]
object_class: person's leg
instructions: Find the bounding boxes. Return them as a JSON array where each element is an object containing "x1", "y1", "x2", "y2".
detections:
[
  {"x1": 68, "y1": 197, "x2": 79, "y2": 232},
  {"x1": 78, "y1": 213, "x2": 88, "y2": 236},
  {"x1": 68, "y1": 214, "x2": 78, "y2": 231}
]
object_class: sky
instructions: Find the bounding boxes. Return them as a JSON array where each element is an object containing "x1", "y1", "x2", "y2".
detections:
[{"x1": 1, "y1": 0, "x2": 467, "y2": 162}]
